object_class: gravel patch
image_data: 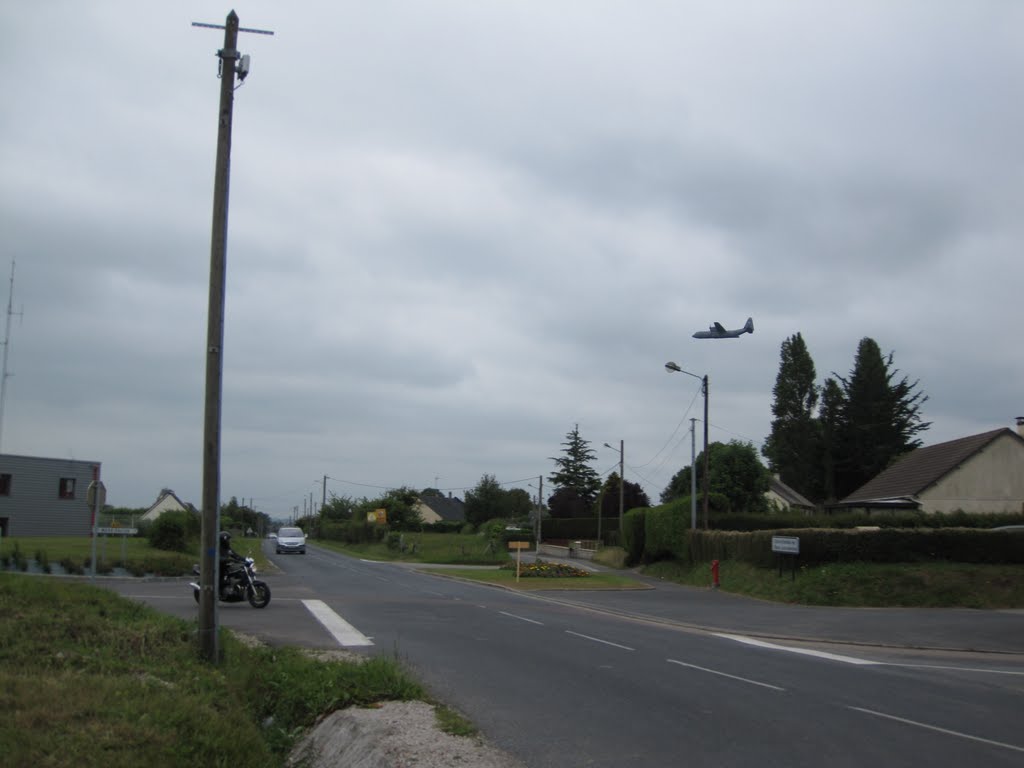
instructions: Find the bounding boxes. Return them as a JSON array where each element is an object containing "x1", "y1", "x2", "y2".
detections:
[{"x1": 287, "y1": 700, "x2": 526, "y2": 768}]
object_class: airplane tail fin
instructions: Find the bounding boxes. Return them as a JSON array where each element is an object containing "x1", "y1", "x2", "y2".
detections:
[{"x1": 744, "y1": 317, "x2": 754, "y2": 334}]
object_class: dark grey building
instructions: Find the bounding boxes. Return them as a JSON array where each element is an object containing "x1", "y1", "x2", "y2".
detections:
[{"x1": 0, "y1": 453, "x2": 101, "y2": 536}]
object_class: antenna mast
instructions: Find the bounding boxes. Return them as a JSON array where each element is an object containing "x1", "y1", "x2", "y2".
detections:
[{"x1": 0, "y1": 260, "x2": 22, "y2": 453}]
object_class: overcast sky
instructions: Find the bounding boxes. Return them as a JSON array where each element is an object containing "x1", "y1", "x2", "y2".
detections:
[{"x1": 1, "y1": 2, "x2": 1021, "y2": 517}]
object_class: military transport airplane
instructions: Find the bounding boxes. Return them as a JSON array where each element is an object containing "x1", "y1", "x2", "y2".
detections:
[{"x1": 692, "y1": 317, "x2": 754, "y2": 339}]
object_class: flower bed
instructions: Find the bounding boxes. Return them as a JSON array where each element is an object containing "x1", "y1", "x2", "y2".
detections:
[{"x1": 500, "y1": 559, "x2": 591, "y2": 578}]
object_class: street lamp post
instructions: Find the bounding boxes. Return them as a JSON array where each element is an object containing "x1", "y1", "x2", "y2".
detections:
[{"x1": 665, "y1": 362, "x2": 709, "y2": 528}]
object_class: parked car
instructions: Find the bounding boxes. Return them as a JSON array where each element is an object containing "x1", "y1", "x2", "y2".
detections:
[{"x1": 275, "y1": 527, "x2": 306, "y2": 555}]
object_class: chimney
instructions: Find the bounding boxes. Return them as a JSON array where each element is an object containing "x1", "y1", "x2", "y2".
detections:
[{"x1": 1017, "y1": 417, "x2": 1024, "y2": 437}]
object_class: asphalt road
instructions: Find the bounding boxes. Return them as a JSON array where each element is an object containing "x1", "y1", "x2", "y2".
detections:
[{"x1": 105, "y1": 543, "x2": 1024, "y2": 768}]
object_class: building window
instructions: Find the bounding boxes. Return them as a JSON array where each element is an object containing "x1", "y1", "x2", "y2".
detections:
[
  {"x1": 0, "y1": 474, "x2": 10, "y2": 496},
  {"x1": 59, "y1": 478, "x2": 76, "y2": 499}
]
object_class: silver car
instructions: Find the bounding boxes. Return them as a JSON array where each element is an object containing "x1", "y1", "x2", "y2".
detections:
[{"x1": 275, "y1": 526, "x2": 306, "y2": 555}]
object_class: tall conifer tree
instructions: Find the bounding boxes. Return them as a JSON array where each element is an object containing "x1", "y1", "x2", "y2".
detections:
[
  {"x1": 833, "y1": 338, "x2": 930, "y2": 498},
  {"x1": 763, "y1": 333, "x2": 822, "y2": 500}
]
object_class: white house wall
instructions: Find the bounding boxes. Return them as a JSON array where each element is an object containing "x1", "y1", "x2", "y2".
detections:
[
  {"x1": 920, "y1": 434, "x2": 1024, "y2": 514},
  {"x1": 141, "y1": 495, "x2": 187, "y2": 521}
]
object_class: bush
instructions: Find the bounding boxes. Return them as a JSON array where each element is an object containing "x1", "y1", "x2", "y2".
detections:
[
  {"x1": 324, "y1": 521, "x2": 387, "y2": 545},
  {"x1": 147, "y1": 511, "x2": 200, "y2": 553},
  {"x1": 419, "y1": 521, "x2": 464, "y2": 535}
]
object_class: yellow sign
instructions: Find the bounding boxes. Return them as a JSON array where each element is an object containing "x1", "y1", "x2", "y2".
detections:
[
  {"x1": 507, "y1": 541, "x2": 530, "y2": 550},
  {"x1": 372, "y1": 508, "x2": 387, "y2": 524}
]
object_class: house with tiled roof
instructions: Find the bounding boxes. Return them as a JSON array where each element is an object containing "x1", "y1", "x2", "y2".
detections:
[
  {"x1": 766, "y1": 475, "x2": 816, "y2": 514},
  {"x1": 141, "y1": 488, "x2": 197, "y2": 522},
  {"x1": 835, "y1": 420, "x2": 1024, "y2": 515},
  {"x1": 413, "y1": 493, "x2": 466, "y2": 524}
]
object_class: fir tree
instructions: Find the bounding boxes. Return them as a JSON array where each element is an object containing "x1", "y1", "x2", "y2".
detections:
[
  {"x1": 833, "y1": 338, "x2": 930, "y2": 498},
  {"x1": 762, "y1": 333, "x2": 822, "y2": 500},
  {"x1": 548, "y1": 424, "x2": 601, "y2": 508}
]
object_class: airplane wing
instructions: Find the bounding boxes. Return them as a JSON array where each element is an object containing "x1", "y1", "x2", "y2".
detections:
[{"x1": 713, "y1": 322, "x2": 726, "y2": 333}]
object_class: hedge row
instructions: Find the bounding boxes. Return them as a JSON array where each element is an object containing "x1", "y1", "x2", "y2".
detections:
[
  {"x1": 687, "y1": 528, "x2": 1024, "y2": 566},
  {"x1": 541, "y1": 516, "x2": 621, "y2": 542},
  {"x1": 708, "y1": 510, "x2": 1024, "y2": 532}
]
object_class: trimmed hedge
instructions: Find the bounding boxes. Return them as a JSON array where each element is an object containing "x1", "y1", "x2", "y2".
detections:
[
  {"x1": 687, "y1": 528, "x2": 1024, "y2": 567},
  {"x1": 542, "y1": 516, "x2": 621, "y2": 543},
  {"x1": 644, "y1": 500, "x2": 690, "y2": 562},
  {"x1": 622, "y1": 509, "x2": 646, "y2": 564},
  {"x1": 707, "y1": 510, "x2": 1024, "y2": 532}
]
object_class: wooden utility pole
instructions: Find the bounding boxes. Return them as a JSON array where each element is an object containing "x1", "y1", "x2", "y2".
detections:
[
  {"x1": 194, "y1": 11, "x2": 273, "y2": 663},
  {"x1": 702, "y1": 375, "x2": 709, "y2": 529},
  {"x1": 617, "y1": 439, "x2": 624, "y2": 533}
]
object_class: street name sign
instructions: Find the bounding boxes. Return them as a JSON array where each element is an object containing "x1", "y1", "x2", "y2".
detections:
[{"x1": 771, "y1": 535, "x2": 800, "y2": 555}]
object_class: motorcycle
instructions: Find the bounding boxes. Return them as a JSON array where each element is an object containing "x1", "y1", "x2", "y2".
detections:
[{"x1": 190, "y1": 556, "x2": 271, "y2": 608}]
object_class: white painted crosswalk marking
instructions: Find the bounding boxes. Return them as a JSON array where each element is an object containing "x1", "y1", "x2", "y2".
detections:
[{"x1": 302, "y1": 599, "x2": 374, "y2": 647}]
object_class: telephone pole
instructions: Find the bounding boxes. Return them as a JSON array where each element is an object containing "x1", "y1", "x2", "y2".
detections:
[
  {"x1": 193, "y1": 11, "x2": 273, "y2": 664},
  {"x1": 0, "y1": 260, "x2": 22, "y2": 453}
]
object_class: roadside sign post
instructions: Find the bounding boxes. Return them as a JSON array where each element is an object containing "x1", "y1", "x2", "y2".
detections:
[
  {"x1": 97, "y1": 526, "x2": 137, "y2": 567},
  {"x1": 508, "y1": 541, "x2": 529, "y2": 582},
  {"x1": 771, "y1": 536, "x2": 800, "y2": 581},
  {"x1": 87, "y1": 478, "x2": 106, "y2": 581}
]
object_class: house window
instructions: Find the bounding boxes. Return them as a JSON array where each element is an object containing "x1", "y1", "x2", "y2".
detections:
[
  {"x1": 0, "y1": 474, "x2": 10, "y2": 496},
  {"x1": 59, "y1": 478, "x2": 76, "y2": 499}
]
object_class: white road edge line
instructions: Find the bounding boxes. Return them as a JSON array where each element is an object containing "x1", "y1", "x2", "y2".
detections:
[
  {"x1": 566, "y1": 630, "x2": 635, "y2": 651},
  {"x1": 713, "y1": 633, "x2": 881, "y2": 666},
  {"x1": 849, "y1": 707, "x2": 1024, "y2": 754},
  {"x1": 302, "y1": 599, "x2": 374, "y2": 647},
  {"x1": 499, "y1": 611, "x2": 544, "y2": 626},
  {"x1": 667, "y1": 658, "x2": 786, "y2": 691}
]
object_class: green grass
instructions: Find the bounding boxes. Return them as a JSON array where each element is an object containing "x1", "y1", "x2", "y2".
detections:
[
  {"x1": 435, "y1": 705, "x2": 478, "y2": 737},
  {"x1": 643, "y1": 559, "x2": 1024, "y2": 608},
  {"x1": 0, "y1": 536, "x2": 270, "y2": 577},
  {"x1": 592, "y1": 546, "x2": 629, "y2": 569},
  {"x1": 317, "y1": 532, "x2": 513, "y2": 565},
  {"x1": 430, "y1": 566, "x2": 649, "y2": 591},
  {"x1": 0, "y1": 572, "x2": 423, "y2": 767}
]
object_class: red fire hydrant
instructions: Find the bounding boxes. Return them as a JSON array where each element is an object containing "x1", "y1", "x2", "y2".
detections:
[{"x1": 711, "y1": 559, "x2": 720, "y2": 589}]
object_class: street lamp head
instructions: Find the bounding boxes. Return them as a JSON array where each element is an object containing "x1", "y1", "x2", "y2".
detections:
[{"x1": 665, "y1": 361, "x2": 682, "y2": 373}]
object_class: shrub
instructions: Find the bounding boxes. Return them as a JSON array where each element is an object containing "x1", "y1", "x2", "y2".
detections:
[{"x1": 147, "y1": 510, "x2": 200, "y2": 552}]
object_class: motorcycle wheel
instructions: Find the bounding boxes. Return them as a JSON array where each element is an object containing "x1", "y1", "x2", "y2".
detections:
[
  {"x1": 247, "y1": 581, "x2": 271, "y2": 609},
  {"x1": 192, "y1": 587, "x2": 200, "y2": 604}
]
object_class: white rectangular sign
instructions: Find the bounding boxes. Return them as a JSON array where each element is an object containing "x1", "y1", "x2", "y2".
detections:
[
  {"x1": 96, "y1": 527, "x2": 138, "y2": 535},
  {"x1": 771, "y1": 535, "x2": 800, "y2": 555}
]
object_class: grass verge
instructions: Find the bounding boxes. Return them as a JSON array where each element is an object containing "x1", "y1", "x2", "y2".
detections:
[
  {"x1": 430, "y1": 566, "x2": 648, "y2": 591},
  {"x1": 642, "y1": 559, "x2": 1024, "y2": 608},
  {"x1": 0, "y1": 536, "x2": 270, "y2": 577},
  {"x1": 0, "y1": 572, "x2": 423, "y2": 767}
]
